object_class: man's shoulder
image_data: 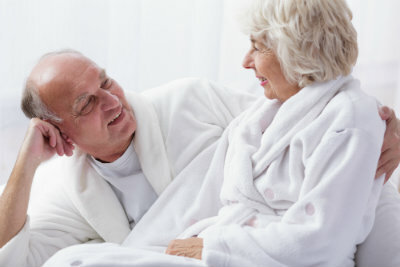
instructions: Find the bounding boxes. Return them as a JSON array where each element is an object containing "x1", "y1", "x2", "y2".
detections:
[
  {"x1": 141, "y1": 77, "x2": 211, "y2": 102},
  {"x1": 34, "y1": 150, "x2": 87, "y2": 187}
]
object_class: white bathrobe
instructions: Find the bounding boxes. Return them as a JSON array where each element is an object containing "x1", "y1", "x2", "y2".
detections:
[
  {"x1": 42, "y1": 76, "x2": 389, "y2": 267},
  {"x1": 0, "y1": 78, "x2": 255, "y2": 267},
  {"x1": 180, "y1": 76, "x2": 386, "y2": 267}
]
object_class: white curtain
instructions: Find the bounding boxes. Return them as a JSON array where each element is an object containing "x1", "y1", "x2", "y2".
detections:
[
  {"x1": 0, "y1": 0, "x2": 226, "y2": 184},
  {"x1": 0, "y1": 0, "x2": 225, "y2": 96},
  {"x1": 348, "y1": 0, "x2": 400, "y2": 111},
  {"x1": 1, "y1": 0, "x2": 400, "y2": 184},
  {"x1": 348, "y1": 0, "x2": 400, "y2": 184}
]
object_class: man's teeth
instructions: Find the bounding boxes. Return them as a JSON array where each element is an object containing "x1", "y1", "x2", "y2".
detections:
[
  {"x1": 110, "y1": 112, "x2": 121, "y2": 123},
  {"x1": 259, "y1": 77, "x2": 267, "y2": 82}
]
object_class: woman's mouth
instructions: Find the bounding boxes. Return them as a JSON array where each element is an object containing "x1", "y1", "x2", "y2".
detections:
[{"x1": 258, "y1": 77, "x2": 269, "y2": 86}]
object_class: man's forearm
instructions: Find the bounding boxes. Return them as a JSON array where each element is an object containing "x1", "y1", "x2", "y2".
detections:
[{"x1": 0, "y1": 155, "x2": 38, "y2": 248}]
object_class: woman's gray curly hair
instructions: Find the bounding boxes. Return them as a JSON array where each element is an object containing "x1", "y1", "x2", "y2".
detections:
[{"x1": 240, "y1": 0, "x2": 358, "y2": 88}]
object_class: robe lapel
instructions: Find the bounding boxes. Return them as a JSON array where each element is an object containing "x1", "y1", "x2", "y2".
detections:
[
  {"x1": 62, "y1": 90, "x2": 173, "y2": 243},
  {"x1": 63, "y1": 150, "x2": 131, "y2": 243},
  {"x1": 125, "y1": 91, "x2": 173, "y2": 195}
]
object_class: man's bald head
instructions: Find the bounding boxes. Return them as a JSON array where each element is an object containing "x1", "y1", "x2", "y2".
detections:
[{"x1": 21, "y1": 49, "x2": 89, "y2": 122}]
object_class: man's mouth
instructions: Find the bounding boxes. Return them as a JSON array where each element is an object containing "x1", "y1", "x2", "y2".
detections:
[{"x1": 108, "y1": 109, "x2": 123, "y2": 126}]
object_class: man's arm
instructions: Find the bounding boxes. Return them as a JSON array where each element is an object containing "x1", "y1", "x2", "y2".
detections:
[
  {"x1": 0, "y1": 118, "x2": 73, "y2": 248},
  {"x1": 377, "y1": 106, "x2": 400, "y2": 182}
]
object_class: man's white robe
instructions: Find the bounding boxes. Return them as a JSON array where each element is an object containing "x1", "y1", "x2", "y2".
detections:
[{"x1": 0, "y1": 78, "x2": 255, "y2": 267}]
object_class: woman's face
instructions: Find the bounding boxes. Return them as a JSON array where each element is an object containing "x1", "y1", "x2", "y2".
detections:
[{"x1": 242, "y1": 37, "x2": 300, "y2": 102}]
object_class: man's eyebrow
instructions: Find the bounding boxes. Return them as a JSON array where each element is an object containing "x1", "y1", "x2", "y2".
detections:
[
  {"x1": 72, "y1": 69, "x2": 107, "y2": 112},
  {"x1": 99, "y1": 69, "x2": 107, "y2": 80}
]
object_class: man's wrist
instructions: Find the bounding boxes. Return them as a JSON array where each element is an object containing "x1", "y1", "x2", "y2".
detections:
[{"x1": 13, "y1": 152, "x2": 41, "y2": 180}]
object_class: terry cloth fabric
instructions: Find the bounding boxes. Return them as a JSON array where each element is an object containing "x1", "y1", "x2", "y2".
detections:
[
  {"x1": 41, "y1": 76, "x2": 386, "y2": 267},
  {"x1": 0, "y1": 77, "x2": 256, "y2": 267},
  {"x1": 179, "y1": 75, "x2": 386, "y2": 267},
  {"x1": 0, "y1": 90, "x2": 172, "y2": 267}
]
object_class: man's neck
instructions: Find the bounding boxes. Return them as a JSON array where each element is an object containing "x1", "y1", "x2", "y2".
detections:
[{"x1": 92, "y1": 135, "x2": 134, "y2": 163}]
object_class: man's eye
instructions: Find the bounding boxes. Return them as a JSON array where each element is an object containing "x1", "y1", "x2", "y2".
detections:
[
  {"x1": 101, "y1": 78, "x2": 112, "y2": 89},
  {"x1": 80, "y1": 97, "x2": 95, "y2": 115}
]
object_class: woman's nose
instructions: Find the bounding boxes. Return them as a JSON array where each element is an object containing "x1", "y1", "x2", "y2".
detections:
[
  {"x1": 242, "y1": 51, "x2": 255, "y2": 69},
  {"x1": 100, "y1": 90, "x2": 119, "y2": 111}
]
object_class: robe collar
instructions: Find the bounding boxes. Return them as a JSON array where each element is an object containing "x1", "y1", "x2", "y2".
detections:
[{"x1": 63, "y1": 91, "x2": 172, "y2": 243}]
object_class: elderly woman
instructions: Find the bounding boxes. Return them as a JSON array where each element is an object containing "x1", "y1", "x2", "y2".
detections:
[{"x1": 165, "y1": 0, "x2": 390, "y2": 266}]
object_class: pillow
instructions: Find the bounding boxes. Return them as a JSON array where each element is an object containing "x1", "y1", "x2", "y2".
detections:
[{"x1": 356, "y1": 181, "x2": 400, "y2": 267}]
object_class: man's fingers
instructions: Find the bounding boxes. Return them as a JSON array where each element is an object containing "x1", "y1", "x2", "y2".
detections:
[
  {"x1": 38, "y1": 122, "x2": 64, "y2": 156},
  {"x1": 379, "y1": 106, "x2": 392, "y2": 121},
  {"x1": 55, "y1": 130, "x2": 66, "y2": 156},
  {"x1": 377, "y1": 149, "x2": 392, "y2": 170},
  {"x1": 384, "y1": 170, "x2": 394, "y2": 184},
  {"x1": 36, "y1": 123, "x2": 57, "y2": 148},
  {"x1": 381, "y1": 124, "x2": 400, "y2": 153},
  {"x1": 376, "y1": 159, "x2": 397, "y2": 179},
  {"x1": 62, "y1": 139, "x2": 74, "y2": 156},
  {"x1": 61, "y1": 133, "x2": 74, "y2": 156},
  {"x1": 61, "y1": 133, "x2": 73, "y2": 144},
  {"x1": 381, "y1": 134, "x2": 400, "y2": 153}
]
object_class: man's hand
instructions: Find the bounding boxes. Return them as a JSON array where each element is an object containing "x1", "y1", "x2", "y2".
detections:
[
  {"x1": 19, "y1": 118, "x2": 74, "y2": 168},
  {"x1": 377, "y1": 106, "x2": 400, "y2": 183},
  {"x1": 166, "y1": 237, "x2": 203, "y2": 260},
  {"x1": 0, "y1": 118, "x2": 74, "y2": 248}
]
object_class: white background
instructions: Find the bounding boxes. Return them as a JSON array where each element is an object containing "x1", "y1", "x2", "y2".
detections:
[{"x1": 1, "y1": 0, "x2": 400, "y2": 185}]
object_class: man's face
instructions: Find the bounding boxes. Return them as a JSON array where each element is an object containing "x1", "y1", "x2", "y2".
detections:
[{"x1": 31, "y1": 53, "x2": 136, "y2": 162}]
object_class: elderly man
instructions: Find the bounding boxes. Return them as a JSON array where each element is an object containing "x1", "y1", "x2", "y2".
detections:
[
  {"x1": 0, "y1": 50, "x2": 399, "y2": 267},
  {"x1": 0, "y1": 50, "x2": 256, "y2": 266}
]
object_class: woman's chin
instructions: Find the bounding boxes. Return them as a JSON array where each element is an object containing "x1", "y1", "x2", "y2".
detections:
[{"x1": 263, "y1": 90, "x2": 276, "y2": 101}]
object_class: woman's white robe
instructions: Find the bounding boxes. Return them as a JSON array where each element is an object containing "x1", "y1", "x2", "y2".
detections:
[{"x1": 181, "y1": 76, "x2": 386, "y2": 267}]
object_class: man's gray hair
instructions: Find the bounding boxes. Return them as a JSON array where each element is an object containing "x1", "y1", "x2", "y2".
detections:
[
  {"x1": 21, "y1": 49, "x2": 83, "y2": 123},
  {"x1": 21, "y1": 79, "x2": 62, "y2": 123}
]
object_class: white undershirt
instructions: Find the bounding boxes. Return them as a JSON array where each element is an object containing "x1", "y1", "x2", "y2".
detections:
[{"x1": 88, "y1": 142, "x2": 157, "y2": 229}]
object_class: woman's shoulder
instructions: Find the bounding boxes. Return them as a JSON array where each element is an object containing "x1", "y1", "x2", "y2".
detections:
[{"x1": 321, "y1": 78, "x2": 385, "y2": 135}]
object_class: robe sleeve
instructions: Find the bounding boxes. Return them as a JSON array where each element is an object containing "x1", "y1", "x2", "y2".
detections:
[
  {"x1": 201, "y1": 128, "x2": 385, "y2": 267},
  {"x1": 0, "y1": 164, "x2": 101, "y2": 267},
  {"x1": 142, "y1": 77, "x2": 257, "y2": 176}
]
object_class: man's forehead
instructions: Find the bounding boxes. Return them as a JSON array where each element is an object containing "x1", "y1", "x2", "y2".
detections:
[
  {"x1": 32, "y1": 54, "x2": 87, "y2": 85},
  {"x1": 72, "y1": 68, "x2": 107, "y2": 105},
  {"x1": 35, "y1": 55, "x2": 106, "y2": 112}
]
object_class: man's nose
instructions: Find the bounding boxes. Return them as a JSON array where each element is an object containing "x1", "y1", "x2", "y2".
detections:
[
  {"x1": 242, "y1": 51, "x2": 255, "y2": 69},
  {"x1": 100, "y1": 90, "x2": 120, "y2": 111}
]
